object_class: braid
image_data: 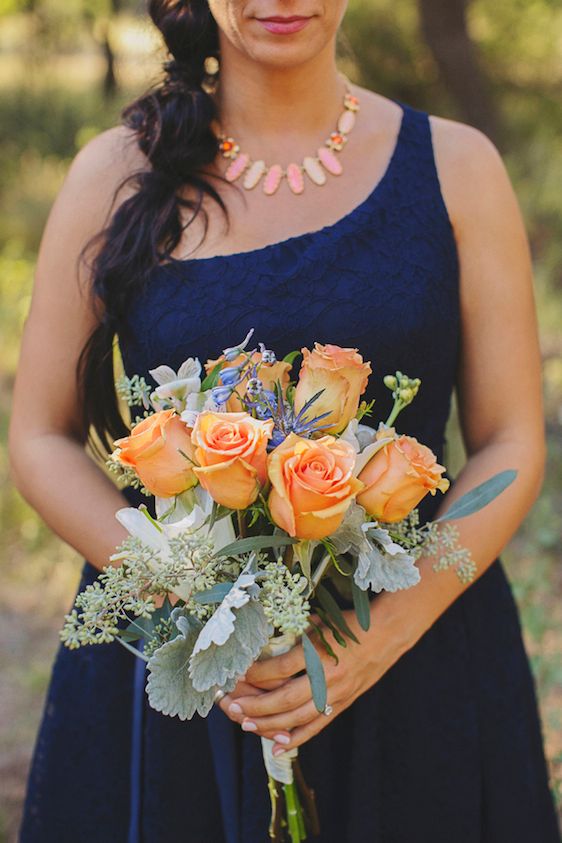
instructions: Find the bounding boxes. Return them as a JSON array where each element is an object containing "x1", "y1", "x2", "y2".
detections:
[{"x1": 78, "y1": 0, "x2": 226, "y2": 453}]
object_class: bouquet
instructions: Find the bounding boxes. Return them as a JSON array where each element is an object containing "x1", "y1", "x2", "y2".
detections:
[{"x1": 62, "y1": 330, "x2": 515, "y2": 842}]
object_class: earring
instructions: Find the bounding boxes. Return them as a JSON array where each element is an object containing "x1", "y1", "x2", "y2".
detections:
[
  {"x1": 202, "y1": 55, "x2": 220, "y2": 94},
  {"x1": 204, "y1": 55, "x2": 220, "y2": 76}
]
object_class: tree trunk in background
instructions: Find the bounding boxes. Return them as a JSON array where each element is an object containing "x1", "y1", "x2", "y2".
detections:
[
  {"x1": 417, "y1": 0, "x2": 503, "y2": 145},
  {"x1": 102, "y1": 23, "x2": 117, "y2": 100},
  {"x1": 101, "y1": 0, "x2": 123, "y2": 100}
]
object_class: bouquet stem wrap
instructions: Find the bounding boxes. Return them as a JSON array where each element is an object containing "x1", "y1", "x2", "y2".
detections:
[
  {"x1": 259, "y1": 633, "x2": 319, "y2": 842},
  {"x1": 259, "y1": 633, "x2": 300, "y2": 785}
]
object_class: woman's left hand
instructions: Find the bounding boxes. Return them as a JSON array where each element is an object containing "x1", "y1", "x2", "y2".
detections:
[{"x1": 216, "y1": 600, "x2": 414, "y2": 757}]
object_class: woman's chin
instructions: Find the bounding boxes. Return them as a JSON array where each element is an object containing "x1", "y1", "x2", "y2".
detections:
[{"x1": 243, "y1": 32, "x2": 327, "y2": 69}]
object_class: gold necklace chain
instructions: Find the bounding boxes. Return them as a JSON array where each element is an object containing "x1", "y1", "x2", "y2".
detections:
[{"x1": 216, "y1": 84, "x2": 360, "y2": 197}]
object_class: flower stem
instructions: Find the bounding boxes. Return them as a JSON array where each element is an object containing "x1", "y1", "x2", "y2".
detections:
[
  {"x1": 283, "y1": 544, "x2": 294, "y2": 570},
  {"x1": 295, "y1": 791, "x2": 306, "y2": 839},
  {"x1": 237, "y1": 510, "x2": 247, "y2": 538},
  {"x1": 268, "y1": 776, "x2": 283, "y2": 841},
  {"x1": 283, "y1": 781, "x2": 304, "y2": 842},
  {"x1": 384, "y1": 399, "x2": 404, "y2": 429},
  {"x1": 115, "y1": 637, "x2": 149, "y2": 662},
  {"x1": 309, "y1": 553, "x2": 331, "y2": 595},
  {"x1": 294, "y1": 759, "x2": 321, "y2": 836}
]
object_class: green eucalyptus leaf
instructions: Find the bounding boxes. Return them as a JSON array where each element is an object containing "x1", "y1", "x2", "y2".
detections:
[
  {"x1": 316, "y1": 607, "x2": 347, "y2": 648},
  {"x1": 436, "y1": 469, "x2": 517, "y2": 523},
  {"x1": 121, "y1": 597, "x2": 176, "y2": 642},
  {"x1": 309, "y1": 622, "x2": 339, "y2": 665},
  {"x1": 303, "y1": 632, "x2": 328, "y2": 713},
  {"x1": 213, "y1": 534, "x2": 298, "y2": 559},
  {"x1": 193, "y1": 582, "x2": 235, "y2": 605},
  {"x1": 151, "y1": 597, "x2": 173, "y2": 626},
  {"x1": 316, "y1": 585, "x2": 359, "y2": 643},
  {"x1": 119, "y1": 615, "x2": 156, "y2": 643},
  {"x1": 351, "y1": 580, "x2": 371, "y2": 632},
  {"x1": 118, "y1": 626, "x2": 143, "y2": 643}
]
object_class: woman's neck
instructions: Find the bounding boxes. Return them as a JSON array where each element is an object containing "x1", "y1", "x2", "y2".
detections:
[{"x1": 213, "y1": 43, "x2": 346, "y2": 151}]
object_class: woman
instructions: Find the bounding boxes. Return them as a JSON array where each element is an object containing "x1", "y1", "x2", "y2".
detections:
[{"x1": 10, "y1": 1, "x2": 560, "y2": 841}]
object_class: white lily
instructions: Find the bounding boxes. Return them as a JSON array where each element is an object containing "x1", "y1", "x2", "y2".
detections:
[
  {"x1": 340, "y1": 418, "x2": 395, "y2": 476},
  {"x1": 155, "y1": 485, "x2": 236, "y2": 554},
  {"x1": 149, "y1": 358, "x2": 203, "y2": 413},
  {"x1": 340, "y1": 418, "x2": 377, "y2": 451},
  {"x1": 115, "y1": 489, "x2": 235, "y2": 601},
  {"x1": 180, "y1": 390, "x2": 220, "y2": 429},
  {"x1": 114, "y1": 507, "x2": 196, "y2": 600}
]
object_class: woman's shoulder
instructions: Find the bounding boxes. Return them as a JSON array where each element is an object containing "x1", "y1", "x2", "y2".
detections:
[
  {"x1": 68, "y1": 125, "x2": 145, "y2": 190},
  {"x1": 355, "y1": 85, "x2": 504, "y2": 173},
  {"x1": 427, "y1": 112, "x2": 514, "y2": 233},
  {"x1": 49, "y1": 125, "x2": 146, "y2": 243},
  {"x1": 428, "y1": 112, "x2": 504, "y2": 179}
]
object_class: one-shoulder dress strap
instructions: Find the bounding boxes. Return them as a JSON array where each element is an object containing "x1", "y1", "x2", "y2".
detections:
[{"x1": 391, "y1": 99, "x2": 458, "y2": 257}]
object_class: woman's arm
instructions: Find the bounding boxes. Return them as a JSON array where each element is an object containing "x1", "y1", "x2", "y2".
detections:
[
  {"x1": 376, "y1": 113, "x2": 546, "y2": 638},
  {"x1": 218, "y1": 119, "x2": 546, "y2": 749},
  {"x1": 8, "y1": 127, "x2": 145, "y2": 571}
]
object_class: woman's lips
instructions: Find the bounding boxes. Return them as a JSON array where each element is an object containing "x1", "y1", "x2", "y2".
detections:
[{"x1": 256, "y1": 16, "x2": 312, "y2": 35}]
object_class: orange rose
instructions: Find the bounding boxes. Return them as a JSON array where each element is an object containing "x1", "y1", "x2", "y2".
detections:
[
  {"x1": 267, "y1": 433, "x2": 364, "y2": 540},
  {"x1": 191, "y1": 412, "x2": 274, "y2": 510},
  {"x1": 293, "y1": 343, "x2": 372, "y2": 435},
  {"x1": 204, "y1": 352, "x2": 292, "y2": 412},
  {"x1": 113, "y1": 410, "x2": 197, "y2": 498},
  {"x1": 357, "y1": 433, "x2": 450, "y2": 522}
]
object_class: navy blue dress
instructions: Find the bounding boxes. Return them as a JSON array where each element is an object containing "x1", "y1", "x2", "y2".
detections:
[{"x1": 21, "y1": 101, "x2": 560, "y2": 842}]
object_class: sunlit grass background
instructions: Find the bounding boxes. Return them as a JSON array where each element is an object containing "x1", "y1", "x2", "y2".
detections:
[{"x1": 1, "y1": 0, "x2": 561, "y2": 840}]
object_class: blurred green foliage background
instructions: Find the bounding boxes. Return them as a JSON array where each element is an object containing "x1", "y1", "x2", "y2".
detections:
[{"x1": 0, "y1": 0, "x2": 561, "y2": 839}]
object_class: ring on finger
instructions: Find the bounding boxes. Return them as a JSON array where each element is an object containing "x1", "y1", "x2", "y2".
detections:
[
  {"x1": 214, "y1": 689, "x2": 226, "y2": 705},
  {"x1": 323, "y1": 704, "x2": 333, "y2": 717}
]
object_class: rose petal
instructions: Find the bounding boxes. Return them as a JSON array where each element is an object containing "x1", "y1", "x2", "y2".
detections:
[{"x1": 193, "y1": 457, "x2": 260, "y2": 510}]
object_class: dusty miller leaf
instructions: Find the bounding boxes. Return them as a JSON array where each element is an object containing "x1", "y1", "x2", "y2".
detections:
[
  {"x1": 354, "y1": 526, "x2": 420, "y2": 593},
  {"x1": 329, "y1": 503, "x2": 369, "y2": 557},
  {"x1": 146, "y1": 611, "x2": 233, "y2": 720},
  {"x1": 189, "y1": 599, "x2": 271, "y2": 692},
  {"x1": 191, "y1": 571, "x2": 260, "y2": 654}
]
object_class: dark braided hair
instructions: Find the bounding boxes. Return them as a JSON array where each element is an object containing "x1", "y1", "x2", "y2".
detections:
[{"x1": 78, "y1": 0, "x2": 226, "y2": 453}]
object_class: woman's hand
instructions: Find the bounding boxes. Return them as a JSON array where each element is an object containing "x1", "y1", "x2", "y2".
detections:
[{"x1": 216, "y1": 601, "x2": 413, "y2": 757}]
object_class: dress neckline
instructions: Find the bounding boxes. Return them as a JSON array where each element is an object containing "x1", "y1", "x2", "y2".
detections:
[{"x1": 165, "y1": 100, "x2": 410, "y2": 268}]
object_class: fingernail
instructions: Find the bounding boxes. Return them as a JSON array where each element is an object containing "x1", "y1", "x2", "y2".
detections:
[
  {"x1": 273, "y1": 746, "x2": 286, "y2": 757},
  {"x1": 273, "y1": 734, "x2": 291, "y2": 745},
  {"x1": 229, "y1": 703, "x2": 243, "y2": 715},
  {"x1": 242, "y1": 720, "x2": 257, "y2": 732}
]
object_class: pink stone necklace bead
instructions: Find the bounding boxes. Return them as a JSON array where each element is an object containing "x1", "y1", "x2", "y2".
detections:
[{"x1": 216, "y1": 79, "x2": 360, "y2": 197}]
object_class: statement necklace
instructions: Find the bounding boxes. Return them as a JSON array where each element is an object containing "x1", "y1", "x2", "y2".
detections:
[{"x1": 217, "y1": 87, "x2": 360, "y2": 196}]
